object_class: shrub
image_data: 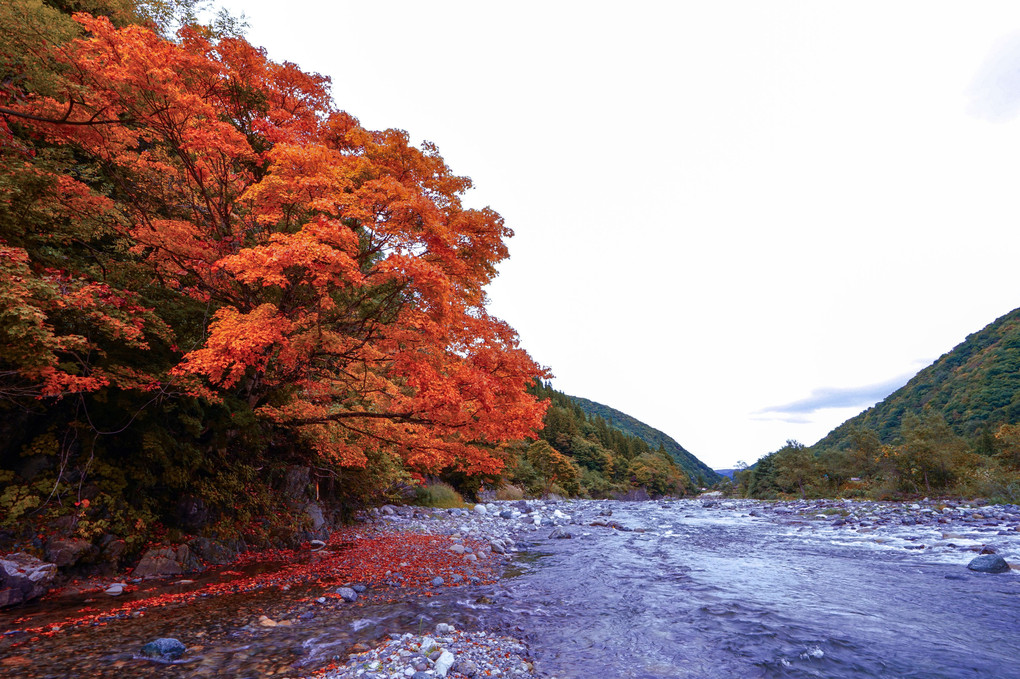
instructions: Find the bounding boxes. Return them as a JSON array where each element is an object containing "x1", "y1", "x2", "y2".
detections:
[
  {"x1": 413, "y1": 482, "x2": 466, "y2": 508},
  {"x1": 494, "y1": 484, "x2": 525, "y2": 501}
]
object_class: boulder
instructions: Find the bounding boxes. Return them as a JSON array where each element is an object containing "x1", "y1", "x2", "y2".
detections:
[
  {"x1": 140, "y1": 637, "x2": 186, "y2": 660},
  {"x1": 435, "y1": 649, "x2": 456, "y2": 676},
  {"x1": 335, "y1": 586, "x2": 358, "y2": 602},
  {"x1": 100, "y1": 535, "x2": 127, "y2": 563},
  {"x1": 304, "y1": 502, "x2": 327, "y2": 532},
  {"x1": 0, "y1": 553, "x2": 57, "y2": 607},
  {"x1": 967, "y1": 554, "x2": 1010, "y2": 574},
  {"x1": 133, "y1": 544, "x2": 204, "y2": 579},
  {"x1": 45, "y1": 538, "x2": 98, "y2": 568},
  {"x1": 548, "y1": 527, "x2": 573, "y2": 539}
]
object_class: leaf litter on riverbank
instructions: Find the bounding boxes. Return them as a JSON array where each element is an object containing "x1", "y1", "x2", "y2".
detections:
[{"x1": 1, "y1": 525, "x2": 500, "y2": 643}]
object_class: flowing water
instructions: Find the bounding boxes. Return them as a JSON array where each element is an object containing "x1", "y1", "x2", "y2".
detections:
[
  {"x1": 2, "y1": 500, "x2": 1018, "y2": 678},
  {"x1": 507, "y1": 501, "x2": 1020, "y2": 679}
]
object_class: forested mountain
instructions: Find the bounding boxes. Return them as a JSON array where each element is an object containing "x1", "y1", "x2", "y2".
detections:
[
  {"x1": 566, "y1": 395, "x2": 721, "y2": 484},
  {"x1": 816, "y1": 307, "x2": 1020, "y2": 451},
  {"x1": 733, "y1": 308, "x2": 1020, "y2": 501},
  {"x1": 504, "y1": 382, "x2": 702, "y2": 497}
]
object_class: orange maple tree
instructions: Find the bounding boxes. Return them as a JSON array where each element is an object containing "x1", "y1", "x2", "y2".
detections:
[{"x1": 2, "y1": 13, "x2": 547, "y2": 476}]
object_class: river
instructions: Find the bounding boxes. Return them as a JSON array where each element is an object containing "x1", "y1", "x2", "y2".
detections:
[{"x1": 507, "y1": 500, "x2": 1020, "y2": 678}]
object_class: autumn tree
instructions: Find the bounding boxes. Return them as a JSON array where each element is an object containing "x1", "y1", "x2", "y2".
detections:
[{"x1": 0, "y1": 5, "x2": 547, "y2": 531}]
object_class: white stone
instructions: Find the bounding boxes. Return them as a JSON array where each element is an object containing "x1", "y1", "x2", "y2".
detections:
[
  {"x1": 473, "y1": 504, "x2": 488, "y2": 515},
  {"x1": 434, "y1": 650, "x2": 455, "y2": 676}
]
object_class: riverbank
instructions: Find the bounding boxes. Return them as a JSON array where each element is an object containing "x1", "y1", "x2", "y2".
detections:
[{"x1": 0, "y1": 498, "x2": 578, "y2": 677}]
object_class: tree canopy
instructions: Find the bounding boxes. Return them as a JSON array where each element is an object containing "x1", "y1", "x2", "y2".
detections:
[{"x1": 0, "y1": 1, "x2": 547, "y2": 540}]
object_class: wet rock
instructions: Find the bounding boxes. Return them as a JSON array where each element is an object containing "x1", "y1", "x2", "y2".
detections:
[
  {"x1": 104, "y1": 583, "x2": 125, "y2": 596},
  {"x1": 140, "y1": 637, "x2": 186, "y2": 660},
  {"x1": 45, "y1": 538, "x2": 98, "y2": 568},
  {"x1": 0, "y1": 552, "x2": 56, "y2": 607},
  {"x1": 548, "y1": 527, "x2": 572, "y2": 539},
  {"x1": 432, "y1": 576, "x2": 445, "y2": 586},
  {"x1": 967, "y1": 554, "x2": 1010, "y2": 573}
]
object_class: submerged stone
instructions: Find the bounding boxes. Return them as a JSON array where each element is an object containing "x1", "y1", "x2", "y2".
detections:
[
  {"x1": 140, "y1": 637, "x2": 186, "y2": 660},
  {"x1": 967, "y1": 554, "x2": 1010, "y2": 573}
]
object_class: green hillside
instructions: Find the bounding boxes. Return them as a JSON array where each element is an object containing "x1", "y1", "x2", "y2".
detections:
[
  {"x1": 733, "y1": 307, "x2": 1020, "y2": 501},
  {"x1": 566, "y1": 394, "x2": 722, "y2": 484},
  {"x1": 816, "y1": 307, "x2": 1020, "y2": 451}
]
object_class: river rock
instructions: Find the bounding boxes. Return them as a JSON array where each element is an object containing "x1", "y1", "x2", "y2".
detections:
[
  {"x1": 45, "y1": 538, "x2": 98, "y2": 568},
  {"x1": 435, "y1": 649, "x2": 456, "y2": 676},
  {"x1": 336, "y1": 586, "x2": 358, "y2": 602},
  {"x1": 967, "y1": 554, "x2": 1010, "y2": 573},
  {"x1": 0, "y1": 552, "x2": 57, "y2": 607},
  {"x1": 473, "y1": 503, "x2": 488, "y2": 515},
  {"x1": 548, "y1": 527, "x2": 572, "y2": 539},
  {"x1": 140, "y1": 637, "x2": 186, "y2": 660},
  {"x1": 104, "y1": 583, "x2": 125, "y2": 596}
]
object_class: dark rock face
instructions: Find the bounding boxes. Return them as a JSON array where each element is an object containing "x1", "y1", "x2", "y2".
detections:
[
  {"x1": 282, "y1": 465, "x2": 313, "y2": 502},
  {"x1": 187, "y1": 537, "x2": 236, "y2": 565},
  {"x1": 967, "y1": 554, "x2": 1010, "y2": 574},
  {"x1": 174, "y1": 495, "x2": 214, "y2": 531},
  {"x1": 0, "y1": 552, "x2": 57, "y2": 607}
]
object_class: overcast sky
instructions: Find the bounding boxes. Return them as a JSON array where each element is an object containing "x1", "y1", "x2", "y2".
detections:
[{"x1": 218, "y1": 0, "x2": 1020, "y2": 469}]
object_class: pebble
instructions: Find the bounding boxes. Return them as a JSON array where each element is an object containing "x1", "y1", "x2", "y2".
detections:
[{"x1": 319, "y1": 624, "x2": 534, "y2": 679}]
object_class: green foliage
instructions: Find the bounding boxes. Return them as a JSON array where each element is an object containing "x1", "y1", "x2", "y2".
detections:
[
  {"x1": 413, "y1": 481, "x2": 466, "y2": 508},
  {"x1": 492, "y1": 382, "x2": 697, "y2": 499},
  {"x1": 562, "y1": 391, "x2": 721, "y2": 484}
]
